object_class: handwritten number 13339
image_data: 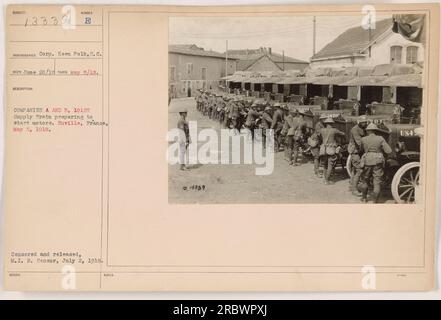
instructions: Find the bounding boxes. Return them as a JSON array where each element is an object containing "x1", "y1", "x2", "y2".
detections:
[{"x1": 24, "y1": 16, "x2": 58, "y2": 26}]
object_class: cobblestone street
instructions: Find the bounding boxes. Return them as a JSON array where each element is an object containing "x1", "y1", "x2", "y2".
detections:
[{"x1": 168, "y1": 98, "x2": 393, "y2": 204}]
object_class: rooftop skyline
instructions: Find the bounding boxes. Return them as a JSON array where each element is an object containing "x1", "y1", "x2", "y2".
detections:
[{"x1": 169, "y1": 15, "x2": 392, "y2": 62}]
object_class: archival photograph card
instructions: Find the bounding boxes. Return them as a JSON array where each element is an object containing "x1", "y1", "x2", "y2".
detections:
[{"x1": 3, "y1": 3, "x2": 439, "y2": 291}]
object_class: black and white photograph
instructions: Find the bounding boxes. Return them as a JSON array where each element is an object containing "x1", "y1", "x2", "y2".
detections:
[
  {"x1": 167, "y1": 14, "x2": 425, "y2": 204},
  {"x1": 2, "y1": 1, "x2": 440, "y2": 296}
]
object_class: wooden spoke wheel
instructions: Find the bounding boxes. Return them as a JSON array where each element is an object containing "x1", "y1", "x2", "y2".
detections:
[
  {"x1": 346, "y1": 154, "x2": 354, "y2": 178},
  {"x1": 391, "y1": 162, "x2": 420, "y2": 204}
]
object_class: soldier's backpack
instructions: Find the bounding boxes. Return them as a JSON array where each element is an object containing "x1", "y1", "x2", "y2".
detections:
[{"x1": 319, "y1": 129, "x2": 337, "y2": 156}]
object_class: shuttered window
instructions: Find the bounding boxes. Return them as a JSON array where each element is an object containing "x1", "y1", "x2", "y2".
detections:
[
  {"x1": 406, "y1": 46, "x2": 419, "y2": 64},
  {"x1": 390, "y1": 46, "x2": 402, "y2": 64}
]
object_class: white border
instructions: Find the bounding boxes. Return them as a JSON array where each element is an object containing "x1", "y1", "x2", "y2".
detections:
[{"x1": 0, "y1": 0, "x2": 440, "y2": 300}]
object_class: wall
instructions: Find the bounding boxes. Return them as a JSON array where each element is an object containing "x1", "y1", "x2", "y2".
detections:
[
  {"x1": 275, "y1": 61, "x2": 309, "y2": 71},
  {"x1": 169, "y1": 52, "x2": 236, "y2": 98},
  {"x1": 310, "y1": 30, "x2": 424, "y2": 69},
  {"x1": 310, "y1": 57, "x2": 355, "y2": 69},
  {"x1": 245, "y1": 55, "x2": 282, "y2": 72}
]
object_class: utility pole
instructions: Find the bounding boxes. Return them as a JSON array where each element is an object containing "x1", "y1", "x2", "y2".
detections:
[
  {"x1": 313, "y1": 16, "x2": 316, "y2": 56},
  {"x1": 225, "y1": 40, "x2": 228, "y2": 77},
  {"x1": 368, "y1": 15, "x2": 372, "y2": 58},
  {"x1": 282, "y1": 50, "x2": 285, "y2": 71}
]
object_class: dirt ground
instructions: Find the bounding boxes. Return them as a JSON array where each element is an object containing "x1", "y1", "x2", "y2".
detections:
[{"x1": 168, "y1": 97, "x2": 394, "y2": 204}]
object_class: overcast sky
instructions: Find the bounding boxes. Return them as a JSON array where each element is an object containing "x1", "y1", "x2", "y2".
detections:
[{"x1": 169, "y1": 15, "x2": 391, "y2": 62}]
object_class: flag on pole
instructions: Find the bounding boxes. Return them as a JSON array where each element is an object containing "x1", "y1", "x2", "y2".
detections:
[{"x1": 392, "y1": 14, "x2": 425, "y2": 44}]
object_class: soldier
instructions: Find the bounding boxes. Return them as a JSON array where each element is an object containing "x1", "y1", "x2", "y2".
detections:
[
  {"x1": 280, "y1": 104, "x2": 289, "y2": 156},
  {"x1": 283, "y1": 107, "x2": 295, "y2": 162},
  {"x1": 205, "y1": 94, "x2": 212, "y2": 117},
  {"x1": 203, "y1": 93, "x2": 210, "y2": 115},
  {"x1": 260, "y1": 106, "x2": 274, "y2": 148},
  {"x1": 196, "y1": 92, "x2": 202, "y2": 111},
  {"x1": 359, "y1": 123, "x2": 392, "y2": 203},
  {"x1": 327, "y1": 93, "x2": 334, "y2": 110},
  {"x1": 177, "y1": 107, "x2": 191, "y2": 171},
  {"x1": 319, "y1": 117, "x2": 345, "y2": 184},
  {"x1": 219, "y1": 101, "x2": 226, "y2": 124},
  {"x1": 287, "y1": 109, "x2": 307, "y2": 166},
  {"x1": 229, "y1": 97, "x2": 241, "y2": 132},
  {"x1": 285, "y1": 108, "x2": 305, "y2": 165},
  {"x1": 200, "y1": 91, "x2": 208, "y2": 113},
  {"x1": 223, "y1": 102, "x2": 230, "y2": 126},
  {"x1": 199, "y1": 93, "x2": 205, "y2": 114},
  {"x1": 245, "y1": 102, "x2": 260, "y2": 134},
  {"x1": 270, "y1": 102, "x2": 285, "y2": 151},
  {"x1": 348, "y1": 115, "x2": 368, "y2": 195},
  {"x1": 308, "y1": 115, "x2": 325, "y2": 177},
  {"x1": 238, "y1": 100, "x2": 248, "y2": 128},
  {"x1": 235, "y1": 98, "x2": 246, "y2": 130},
  {"x1": 212, "y1": 96, "x2": 221, "y2": 119},
  {"x1": 223, "y1": 97, "x2": 233, "y2": 128},
  {"x1": 215, "y1": 99, "x2": 223, "y2": 121}
]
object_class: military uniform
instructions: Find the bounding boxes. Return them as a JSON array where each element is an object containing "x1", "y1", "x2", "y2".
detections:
[
  {"x1": 309, "y1": 120, "x2": 324, "y2": 175},
  {"x1": 222, "y1": 100, "x2": 232, "y2": 128},
  {"x1": 206, "y1": 99, "x2": 213, "y2": 117},
  {"x1": 348, "y1": 121, "x2": 367, "y2": 192},
  {"x1": 319, "y1": 119, "x2": 344, "y2": 183},
  {"x1": 260, "y1": 108, "x2": 273, "y2": 147},
  {"x1": 228, "y1": 100, "x2": 241, "y2": 130},
  {"x1": 285, "y1": 110, "x2": 307, "y2": 165},
  {"x1": 177, "y1": 108, "x2": 190, "y2": 170},
  {"x1": 260, "y1": 109, "x2": 273, "y2": 129},
  {"x1": 284, "y1": 114, "x2": 294, "y2": 161},
  {"x1": 281, "y1": 112, "x2": 290, "y2": 160},
  {"x1": 271, "y1": 105, "x2": 285, "y2": 151},
  {"x1": 359, "y1": 125, "x2": 392, "y2": 202},
  {"x1": 245, "y1": 107, "x2": 259, "y2": 129}
]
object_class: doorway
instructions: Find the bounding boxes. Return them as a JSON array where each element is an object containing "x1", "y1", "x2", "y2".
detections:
[
  {"x1": 360, "y1": 86, "x2": 382, "y2": 114},
  {"x1": 187, "y1": 81, "x2": 192, "y2": 97}
]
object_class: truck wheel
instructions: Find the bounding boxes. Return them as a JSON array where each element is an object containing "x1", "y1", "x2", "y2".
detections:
[
  {"x1": 391, "y1": 162, "x2": 420, "y2": 204},
  {"x1": 346, "y1": 154, "x2": 353, "y2": 178}
]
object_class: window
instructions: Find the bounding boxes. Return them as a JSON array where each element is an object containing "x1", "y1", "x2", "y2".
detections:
[
  {"x1": 382, "y1": 86, "x2": 394, "y2": 103},
  {"x1": 201, "y1": 67, "x2": 207, "y2": 80},
  {"x1": 170, "y1": 66, "x2": 175, "y2": 81},
  {"x1": 390, "y1": 46, "x2": 402, "y2": 63},
  {"x1": 347, "y1": 86, "x2": 359, "y2": 100},
  {"x1": 186, "y1": 63, "x2": 193, "y2": 75},
  {"x1": 406, "y1": 46, "x2": 419, "y2": 64},
  {"x1": 169, "y1": 84, "x2": 176, "y2": 98}
]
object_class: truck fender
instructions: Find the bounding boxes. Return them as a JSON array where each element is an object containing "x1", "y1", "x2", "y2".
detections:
[{"x1": 386, "y1": 158, "x2": 400, "y2": 168}]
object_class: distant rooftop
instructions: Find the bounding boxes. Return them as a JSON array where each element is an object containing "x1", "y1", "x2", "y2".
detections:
[
  {"x1": 228, "y1": 47, "x2": 308, "y2": 63},
  {"x1": 227, "y1": 47, "x2": 309, "y2": 70},
  {"x1": 311, "y1": 18, "x2": 393, "y2": 61},
  {"x1": 169, "y1": 44, "x2": 239, "y2": 59}
]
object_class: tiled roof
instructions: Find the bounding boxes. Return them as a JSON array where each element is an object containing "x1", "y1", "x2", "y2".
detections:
[
  {"x1": 236, "y1": 59, "x2": 258, "y2": 70},
  {"x1": 227, "y1": 49, "x2": 309, "y2": 64},
  {"x1": 311, "y1": 18, "x2": 393, "y2": 61},
  {"x1": 169, "y1": 44, "x2": 239, "y2": 59}
]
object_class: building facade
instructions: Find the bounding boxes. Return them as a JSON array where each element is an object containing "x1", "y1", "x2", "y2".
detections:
[
  {"x1": 169, "y1": 44, "x2": 237, "y2": 98},
  {"x1": 309, "y1": 18, "x2": 424, "y2": 110},
  {"x1": 310, "y1": 18, "x2": 424, "y2": 69}
]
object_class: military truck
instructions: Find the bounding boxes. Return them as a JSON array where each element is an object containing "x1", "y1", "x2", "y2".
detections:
[{"x1": 345, "y1": 121, "x2": 421, "y2": 204}]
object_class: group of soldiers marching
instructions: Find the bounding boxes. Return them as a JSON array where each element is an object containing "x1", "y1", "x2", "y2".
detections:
[{"x1": 188, "y1": 90, "x2": 393, "y2": 203}]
